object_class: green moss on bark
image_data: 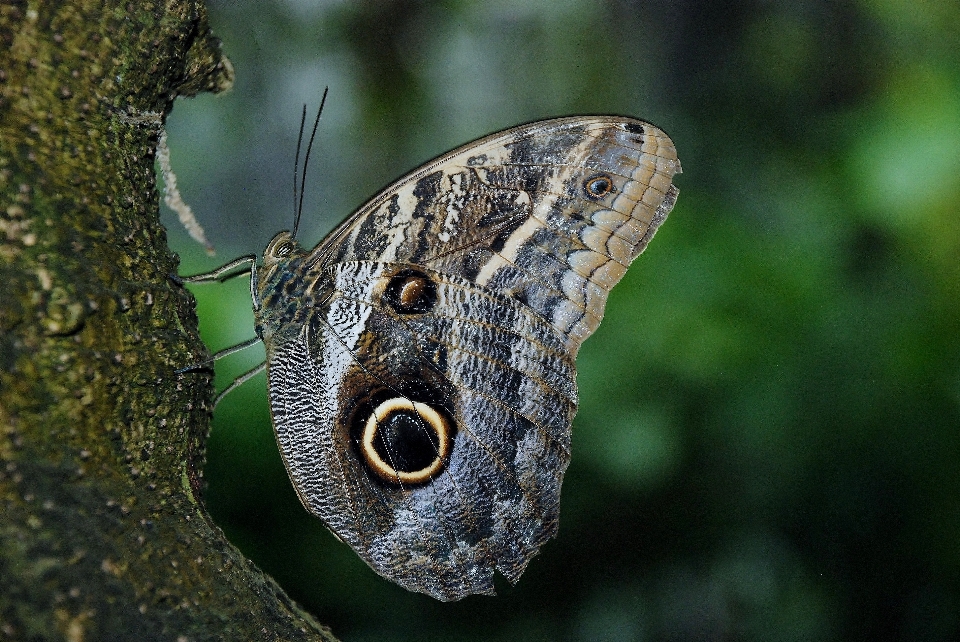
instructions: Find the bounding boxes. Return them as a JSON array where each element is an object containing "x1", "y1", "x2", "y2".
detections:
[{"x1": 0, "y1": 2, "x2": 335, "y2": 639}]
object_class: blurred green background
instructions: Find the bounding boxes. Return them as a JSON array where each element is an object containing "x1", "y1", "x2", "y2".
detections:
[{"x1": 163, "y1": 0, "x2": 960, "y2": 640}]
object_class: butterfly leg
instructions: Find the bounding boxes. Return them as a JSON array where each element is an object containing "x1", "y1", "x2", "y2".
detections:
[
  {"x1": 175, "y1": 255, "x2": 258, "y2": 284},
  {"x1": 213, "y1": 361, "x2": 266, "y2": 408},
  {"x1": 173, "y1": 254, "x2": 265, "y2": 405},
  {"x1": 175, "y1": 336, "x2": 263, "y2": 374},
  {"x1": 176, "y1": 336, "x2": 266, "y2": 407}
]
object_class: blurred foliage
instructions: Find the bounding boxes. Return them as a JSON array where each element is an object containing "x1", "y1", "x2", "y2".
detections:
[{"x1": 164, "y1": 0, "x2": 960, "y2": 640}]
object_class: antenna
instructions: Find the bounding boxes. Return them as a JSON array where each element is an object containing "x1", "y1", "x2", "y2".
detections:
[
  {"x1": 292, "y1": 105, "x2": 307, "y2": 236},
  {"x1": 292, "y1": 87, "x2": 328, "y2": 240}
]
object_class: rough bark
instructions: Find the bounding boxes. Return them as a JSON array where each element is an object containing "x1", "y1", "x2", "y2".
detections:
[{"x1": 0, "y1": 1, "x2": 336, "y2": 639}]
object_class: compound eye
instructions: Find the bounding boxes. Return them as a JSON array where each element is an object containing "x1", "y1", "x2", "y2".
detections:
[
  {"x1": 265, "y1": 233, "x2": 300, "y2": 261},
  {"x1": 274, "y1": 241, "x2": 296, "y2": 257}
]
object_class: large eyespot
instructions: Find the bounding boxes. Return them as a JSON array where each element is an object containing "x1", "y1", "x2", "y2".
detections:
[
  {"x1": 583, "y1": 173, "x2": 614, "y2": 200},
  {"x1": 360, "y1": 398, "x2": 452, "y2": 485},
  {"x1": 383, "y1": 269, "x2": 437, "y2": 314}
]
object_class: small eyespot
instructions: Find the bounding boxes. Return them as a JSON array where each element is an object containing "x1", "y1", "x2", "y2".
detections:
[
  {"x1": 360, "y1": 398, "x2": 452, "y2": 485},
  {"x1": 384, "y1": 269, "x2": 437, "y2": 314},
  {"x1": 583, "y1": 174, "x2": 614, "y2": 200}
]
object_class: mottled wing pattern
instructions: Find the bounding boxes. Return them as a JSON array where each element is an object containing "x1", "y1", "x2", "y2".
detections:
[
  {"x1": 254, "y1": 117, "x2": 680, "y2": 601},
  {"x1": 318, "y1": 116, "x2": 680, "y2": 353}
]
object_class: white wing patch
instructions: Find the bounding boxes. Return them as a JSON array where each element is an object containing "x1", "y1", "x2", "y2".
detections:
[{"x1": 439, "y1": 172, "x2": 466, "y2": 244}]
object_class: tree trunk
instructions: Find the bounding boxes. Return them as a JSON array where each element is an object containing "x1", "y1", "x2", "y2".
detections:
[{"x1": 0, "y1": 1, "x2": 336, "y2": 638}]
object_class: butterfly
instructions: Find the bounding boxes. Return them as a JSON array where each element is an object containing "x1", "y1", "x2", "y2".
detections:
[{"x1": 182, "y1": 109, "x2": 680, "y2": 601}]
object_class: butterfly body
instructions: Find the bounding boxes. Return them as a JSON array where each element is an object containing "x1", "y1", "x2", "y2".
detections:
[{"x1": 243, "y1": 116, "x2": 679, "y2": 601}]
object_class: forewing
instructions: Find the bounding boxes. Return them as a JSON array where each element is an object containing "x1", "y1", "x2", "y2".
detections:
[{"x1": 313, "y1": 116, "x2": 681, "y2": 353}]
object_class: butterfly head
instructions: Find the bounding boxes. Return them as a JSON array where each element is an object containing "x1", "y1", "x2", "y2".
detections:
[{"x1": 251, "y1": 231, "x2": 313, "y2": 341}]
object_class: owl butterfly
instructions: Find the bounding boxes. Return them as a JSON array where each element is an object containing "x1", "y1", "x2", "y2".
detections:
[{"x1": 184, "y1": 113, "x2": 680, "y2": 601}]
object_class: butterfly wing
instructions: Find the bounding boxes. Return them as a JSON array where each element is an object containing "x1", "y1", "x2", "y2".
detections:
[
  {"x1": 257, "y1": 117, "x2": 680, "y2": 600},
  {"x1": 318, "y1": 116, "x2": 680, "y2": 353}
]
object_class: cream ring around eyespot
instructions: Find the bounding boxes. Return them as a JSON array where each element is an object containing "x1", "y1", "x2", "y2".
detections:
[{"x1": 361, "y1": 398, "x2": 451, "y2": 484}]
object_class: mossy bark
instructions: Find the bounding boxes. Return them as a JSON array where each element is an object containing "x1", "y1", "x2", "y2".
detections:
[{"x1": 0, "y1": 2, "x2": 336, "y2": 639}]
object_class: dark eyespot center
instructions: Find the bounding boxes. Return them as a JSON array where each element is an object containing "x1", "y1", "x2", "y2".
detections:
[
  {"x1": 583, "y1": 174, "x2": 614, "y2": 199},
  {"x1": 384, "y1": 269, "x2": 437, "y2": 314},
  {"x1": 372, "y1": 410, "x2": 439, "y2": 473}
]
